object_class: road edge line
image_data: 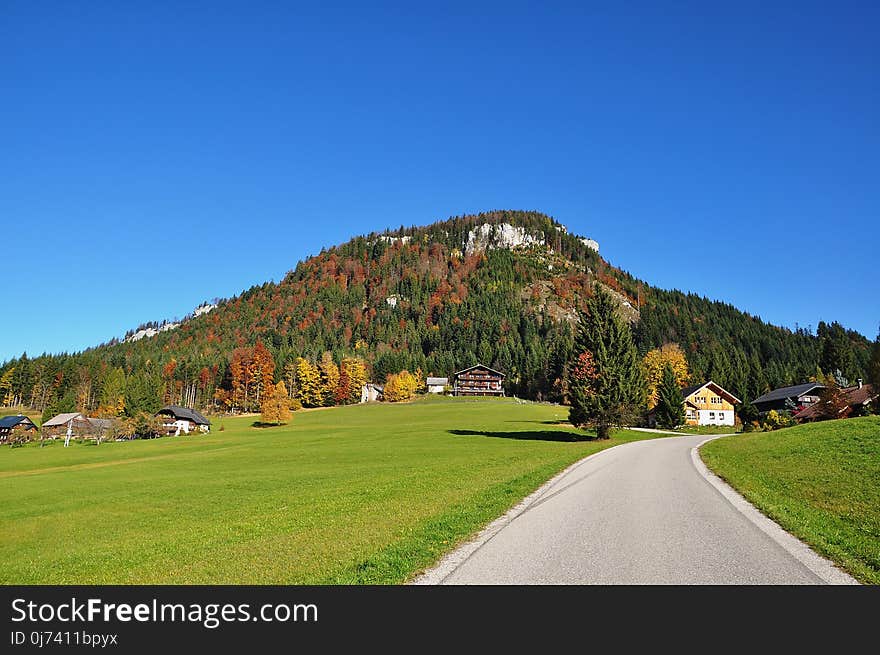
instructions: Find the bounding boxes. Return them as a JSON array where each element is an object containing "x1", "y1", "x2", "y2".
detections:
[
  {"x1": 408, "y1": 437, "x2": 650, "y2": 585},
  {"x1": 692, "y1": 435, "x2": 860, "y2": 586}
]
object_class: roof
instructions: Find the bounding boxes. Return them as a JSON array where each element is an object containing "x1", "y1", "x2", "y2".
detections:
[
  {"x1": 41, "y1": 412, "x2": 85, "y2": 427},
  {"x1": 794, "y1": 384, "x2": 877, "y2": 421},
  {"x1": 0, "y1": 415, "x2": 36, "y2": 429},
  {"x1": 680, "y1": 381, "x2": 742, "y2": 405},
  {"x1": 453, "y1": 364, "x2": 506, "y2": 378},
  {"x1": 155, "y1": 405, "x2": 211, "y2": 425},
  {"x1": 426, "y1": 377, "x2": 448, "y2": 386},
  {"x1": 753, "y1": 383, "x2": 825, "y2": 405}
]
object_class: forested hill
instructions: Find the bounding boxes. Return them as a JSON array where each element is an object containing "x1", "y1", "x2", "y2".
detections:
[{"x1": 0, "y1": 210, "x2": 873, "y2": 418}]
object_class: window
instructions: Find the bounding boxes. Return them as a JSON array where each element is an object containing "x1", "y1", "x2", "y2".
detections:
[
  {"x1": 709, "y1": 412, "x2": 715, "y2": 419},
  {"x1": 711, "y1": 396, "x2": 722, "y2": 404}
]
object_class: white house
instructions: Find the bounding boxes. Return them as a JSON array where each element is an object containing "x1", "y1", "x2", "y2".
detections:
[{"x1": 426, "y1": 377, "x2": 448, "y2": 394}]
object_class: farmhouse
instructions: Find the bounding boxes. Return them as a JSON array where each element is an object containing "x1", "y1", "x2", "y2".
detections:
[
  {"x1": 793, "y1": 381, "x2": 877, "y2": 422},
  {"x1": 453, "y1": 365, "x2": 505, "y2": 397},
  {"x1": 681, "y1": 381, "x2": 741, "y2": 426},
  {"x1": 155, "y1": 405, "x2": 211, "y2": 435},
  {"x1": 0, "y1": 415, "x2": 38, "y2": 442},
  {"x1": 426, "y1": 377, "x2": 448, "y2": 394},
  {"x1": 752, "y1": 382, "x2": 825, "y2": 414}
]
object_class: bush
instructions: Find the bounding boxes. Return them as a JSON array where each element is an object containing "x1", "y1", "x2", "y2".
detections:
[{"x1": 761, "y1": 409, "x2": 796, "y2": 431}]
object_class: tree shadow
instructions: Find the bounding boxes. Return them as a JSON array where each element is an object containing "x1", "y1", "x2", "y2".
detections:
[
  {"x1": 504, "y1": 420, "x2": 570, "y2": 426},
  {"x1": 448, "y1": 429, "x2": 598, "y2": 443},
  {"x1": 251, "y1": 421, "x2": 287, "y2": 428}
]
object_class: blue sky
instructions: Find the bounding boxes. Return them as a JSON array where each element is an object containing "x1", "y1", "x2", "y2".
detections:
[{"x1": 2, "y1": 1, "x2": 877, "y2": 363}]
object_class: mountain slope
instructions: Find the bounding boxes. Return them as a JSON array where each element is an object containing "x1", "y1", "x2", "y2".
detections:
[{"x1": 0, "y1": 210, "x2": 871, "y2": 417}]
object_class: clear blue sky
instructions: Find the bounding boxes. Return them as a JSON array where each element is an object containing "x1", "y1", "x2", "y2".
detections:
[{"x1": 2, "y1": 1, "x2": 877, "y2": 363}]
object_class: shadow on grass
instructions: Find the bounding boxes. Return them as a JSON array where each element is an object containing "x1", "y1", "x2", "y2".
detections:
[
  {"x1": 251, "y1": 421, "x2": 289, "y2": 428},
  {"x1": 449, "y1": 428, "x2": 597, "y2": 443}
]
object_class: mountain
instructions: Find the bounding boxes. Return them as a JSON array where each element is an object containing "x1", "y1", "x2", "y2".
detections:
[{"x1": 0, "y1": 210, "x2": 872, "y2": 418}]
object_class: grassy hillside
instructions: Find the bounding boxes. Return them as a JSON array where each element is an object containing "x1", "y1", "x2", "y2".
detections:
[
  {"x1": 700, "y1": 416, "x2": 880, "y2": 584},
  {"x1": 0, "y1": 397, "x2": 657, "y2": 584}
]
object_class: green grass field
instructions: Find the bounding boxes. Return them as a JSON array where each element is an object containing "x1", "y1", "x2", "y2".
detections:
[
  {"x1": 0, "y1": 396, "x2": 656, "y2": 584},
  {"x1": 700, "y1": 416, "x2": 880, "y2": 584}
]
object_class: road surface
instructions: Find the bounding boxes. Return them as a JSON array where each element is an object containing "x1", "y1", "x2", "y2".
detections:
[{"x1": 436, "y1": 434, "x2": 828, "y2": 584}]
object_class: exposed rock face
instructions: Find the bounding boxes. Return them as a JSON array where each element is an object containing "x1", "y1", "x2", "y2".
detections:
[
  {"x1": 580, "y1": 237, "x2": 599, "y2": 253},
  {"x1": 124, "y1": 303, "x2": 217, "y2": 343},
  {"x1": 465, "y1": 223, "x2": 543, "y2": 255}
]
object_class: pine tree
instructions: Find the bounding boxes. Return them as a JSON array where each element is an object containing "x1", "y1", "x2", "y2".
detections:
[
  {"x1": 868, "y1": 329, "x2": 880, "y2": 390},
  {"x1": 654, "y1": 363, "x2": 685, "y2": 428},
  {"x1": 568, "y1": 284, "x2": 645, "y2": 438}
]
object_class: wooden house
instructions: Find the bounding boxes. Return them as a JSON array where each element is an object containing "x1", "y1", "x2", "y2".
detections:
[
  {"x1": 794, "y1": 380, "x2": 877, "y2": 422},
  {"x1": 680, "y1": 381, "x2": 740, "y2": 426},
  {"x1": 40, "y1": 412, "x2": 115, "y2": 439},
  {"x1": 453, "y1": 365, "x2": 505, "y2": 397},
  {"x1": 0, "y1": 415, "x2": 38, "y2": 443},
  {"x1": 155, "y1": 405, "x2": 211, "y2": 435},
  {"x1": 752, "y1": 382, "x2": 824, "y2": 415}
]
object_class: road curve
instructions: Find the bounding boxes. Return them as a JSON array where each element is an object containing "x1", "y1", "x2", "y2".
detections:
[{"x1": 432, "y1": 435, "x2": 829, "y2": 584}]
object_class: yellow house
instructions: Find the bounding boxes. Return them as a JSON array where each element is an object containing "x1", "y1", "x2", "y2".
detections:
[{"x1": 681, "y1": 381, "x2": 740, "y2": 426}]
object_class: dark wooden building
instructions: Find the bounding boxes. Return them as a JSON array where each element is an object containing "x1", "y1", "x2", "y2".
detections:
[
  {"x1": 453, "y1": 364, "x2": 505, "y2": 397},
  {"x1": 0, "y1": 415, "x2": 38, "y2": 443},
  {"x1": 752, "y1": 382, "x2": 825, "y2": 414}
]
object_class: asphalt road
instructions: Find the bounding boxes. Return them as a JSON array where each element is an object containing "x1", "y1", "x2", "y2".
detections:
[{"x1": 440, "y1": 435, "x2": 824, "y2": 584}]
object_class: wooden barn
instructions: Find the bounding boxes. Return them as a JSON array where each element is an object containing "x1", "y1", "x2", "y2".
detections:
[{"x1": 453, "y1": 365, "x2": 505, "y2": 397}]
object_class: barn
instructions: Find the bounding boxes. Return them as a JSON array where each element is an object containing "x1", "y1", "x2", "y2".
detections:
[
  {"x1": 0, "y1": 415, "x2": 38, "y2": 442},
  {"x1": 155, "y1": 405, "x2": 211, "y2": 435}
]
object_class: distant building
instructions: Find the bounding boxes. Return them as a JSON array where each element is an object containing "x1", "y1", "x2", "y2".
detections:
[
  {"x1": 752, "y1": 383, "x2": 825, "y2": 415},
  {"x1": 453, "y1": 365, "x2": 505, "y2": 397},
  {"x1": 155, "y1": 405, "x2": 211, "y2": 435},
  {"x1": 361, "y1": 383, "x2": 384, "y2": 403},
  {"x1": 680, "y1": 381, "x2": 741, "y2": 426},
  {"x1": 41, "y1": 412, "x2": 115, "y2": 439},
  {"x1": 426, "y1": 377, "x2": 448, "y2": 394},
  {"x1": 794, "y1": 381, "x2": 877, "y2": 422},
  {"x1": 0, "y1": 415, "x2": 38, "y2": 442}
]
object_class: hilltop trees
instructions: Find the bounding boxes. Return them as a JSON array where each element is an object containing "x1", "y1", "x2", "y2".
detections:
[{"x1": 568, "y1": 285, "x2": 645, "y2": 438}]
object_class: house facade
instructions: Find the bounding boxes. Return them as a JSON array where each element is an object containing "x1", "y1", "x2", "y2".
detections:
[
  {"x1": 360, "y1": 383, "x2": 384, "y2": 403},
  {"x1": 752, "y1": 382, "x2": 825, "y2": 414},
  {"x1": 155, "y1": 405, "x2": 211, "y2": 435},
  {"x1": 0, "y1": 415, "x2": 38, "y2": 442},
  {"x1": 453, "y1": 365, "x2": 505, "y2": 397},
  {"x1": 41, "y1": 412, "x2": 113, "y2": 439},
  {"x1": 794, "y1": 381, "x2": 877, "y2": 422},
  {"x1": 681, "y1": 381, "x2": 741, "y2": 426},
  {"x1": 426, "y1": 377, "x2": 448, "y2": 394}
]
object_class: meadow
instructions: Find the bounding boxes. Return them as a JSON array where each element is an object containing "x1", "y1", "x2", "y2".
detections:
[
  {"x1": 701, "y1": 416, "x2": 880, "y2": 584},
  {"x1": 0, "y1": 396, "x2": 653, "y2": 584}
]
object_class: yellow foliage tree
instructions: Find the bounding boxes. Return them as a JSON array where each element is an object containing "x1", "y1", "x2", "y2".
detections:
[
  {"x1": 642, "y1": 343, "x2": 690, "y2": 408},
  {"x1": 319, "y1": 352, "x2": 340, "y2": 406},
  {"x1": 338, "y1": 357, "x2": 367, "y2": 404},
  {"x1": 384, "y1": 370, "x2": 419, "y2": 402},
  {"x1": 261, "y1": 381, "x2": 292, "y2": 425},
  {"x1": 295, "y1": 358, "x2": 323, "y2": 408}
]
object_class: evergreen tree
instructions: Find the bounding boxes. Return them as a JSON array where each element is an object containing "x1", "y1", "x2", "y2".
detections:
[
  {"x1": 654, "y1": 363, "x2": 685, "y2": 428},
  {"x1": 869, "y1": 329, "x2": 880, "y2": 390},
  {"x1": 568, "y1": 285, "x2": 645, "y2": 438}
]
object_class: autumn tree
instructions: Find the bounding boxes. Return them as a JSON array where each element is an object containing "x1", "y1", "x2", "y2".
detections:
[
  {"x1": 384, "y1": 370, "x2": 419, "y2": 402},
  {"x1": 568, "y1": 285, "x2": 645, "y2": 438},
  {"x1": 98, "y1": 367, "x2": 127, "y2": 417},
  {"x1": 261, "y1": 381, "x2": 292, "y2": 425},
  {"x1": 337, "y1": 358, "x2": 367, "y2": 405},
  {"x1": 0, "y1": 368, "x2": 15, "y2": 406},
  {"x1": 294, "y1": 358, "x2": 323, "y2": 407},
  {"x1": 642, "y1": 343, "x2": 689, "y2": 408},
  {"x1": 654, "y1": 364, "x2": 685, "y2": 428},
  {"x1": 319, "y1": 352, "x2": 340, "y2": 406},
  {"x1": 252, "y1": 342, "x2": 276, "y2": 406}
]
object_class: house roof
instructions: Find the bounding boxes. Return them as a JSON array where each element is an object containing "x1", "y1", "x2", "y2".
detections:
[
  {"x1": 794, "y1": 383, "x2": 877, "y2": 421},
  {"x1": 41, "y1": 412, "x2": 85, "y2": 427},
  {"x1": 680, "y1": 381, "x2": 741, "y2": 405},
  {"x1": 753, "y1": 383, "x2": 825, "y2": 405},
  {"x1": 426, "y1": 377, "x2": 448, "y2": 386},
  {"x1": 453, "y1": 364, "x2": 506, "y2": 378},
  {"x1": 155, "y1": 405, "x2": 211, "y2": 425},
  {"x1": 0, "y1": 415, "x2": 36, "y2": 429}
]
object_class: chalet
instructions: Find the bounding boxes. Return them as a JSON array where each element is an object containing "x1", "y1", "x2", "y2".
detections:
[
  {"x1": 453, "y1": 365, "x2": 505, "y2": 397},
  {"x1": 0, "y1": 415, "x2": 38, "y2": 442},
  {"x1": 680, "y1": 381, "x2": 741, "y2": 426},
  {"x1": 41, "y1": 413, "x2": 116, "y2": 439},
  {"x1": 752, "y1": 382, "x2": 825, "y2": 415},
  {"x1": 794, "y1": 381, "x2": 877, "y2": 422},
  {"x1": 155, "y1": 405, "x2": 211, "y2": 435},
  {"x1": 426, "y1": 377, "x2": 448, "y2": 394}
]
